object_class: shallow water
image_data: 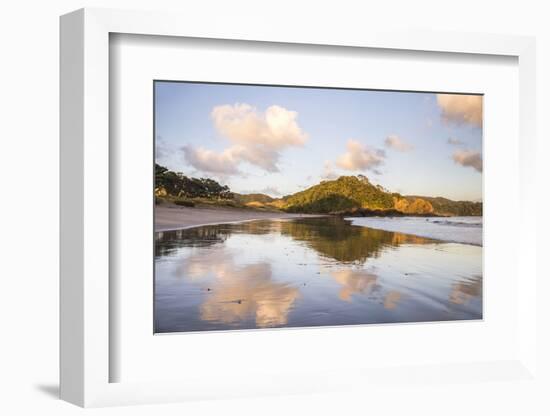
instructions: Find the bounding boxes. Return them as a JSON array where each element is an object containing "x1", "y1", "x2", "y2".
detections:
[
  {"x1": 347, "y1": 216, "x2": 483, "y2": 246},
  {"x1": 154, "y1": 217, "x2": 482, "y2": 333}
]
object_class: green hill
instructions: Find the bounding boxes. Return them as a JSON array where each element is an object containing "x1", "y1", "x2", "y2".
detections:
[
  {"x1": 280, "y1": 175, "x2": 481, "y2": 216},
  {"x1": 281, "y1": 175, "x2": 394, "y2": 213},
  {"x1": 403, "y1": 196, "x2": 482, "y2": 216}
]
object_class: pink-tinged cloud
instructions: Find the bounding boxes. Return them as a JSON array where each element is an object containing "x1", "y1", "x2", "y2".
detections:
[
  {"x1": 384, "y1": 135, "x2": 413, "y2": 152},
  {"x1": 453, "y1": 149, "x2": 482, "y2": 172},
  {"x1": 211, "y1": 103, "x2": 308, "y2": 149},
  {"x1": 183, "y1": 104, "x2": 308, "y2": 175},
  {"x1": 437, "y1": 94, "x2": 482, "y2": 127},
  {"x1": 336, "y1": 139, "x2": 385, "y2": 172},
  {"x1": 182, "y1": 146, "x2": 241, "y2": 175}
]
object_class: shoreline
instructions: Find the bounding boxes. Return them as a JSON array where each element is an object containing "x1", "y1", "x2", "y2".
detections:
[
  {"x1": 345, "y1": 216, "x2": 483, "y2": 247},
  {"x1": 155, "y1": 204, "x2": 323, "y2": 232},
  {"x1": 155, "y1": 205, "x2": 482, "y2": 247}
]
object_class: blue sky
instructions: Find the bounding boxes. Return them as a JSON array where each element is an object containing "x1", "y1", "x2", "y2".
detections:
[{"x1": 155, "y1": 81, "x2": 482, "y2": 201}]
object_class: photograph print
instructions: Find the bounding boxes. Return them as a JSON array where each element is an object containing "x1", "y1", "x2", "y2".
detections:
[{"x1": 154, "y1": 81, "x2": 482, "y2": 333}]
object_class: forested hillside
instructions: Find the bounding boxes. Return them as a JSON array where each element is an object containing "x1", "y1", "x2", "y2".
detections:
[
  {"x1": 281, "y1": 176, "x2": 394, "y2": 213},
  {"x1": 155, "y1": 164, "x2": 482, "y2": 216}
]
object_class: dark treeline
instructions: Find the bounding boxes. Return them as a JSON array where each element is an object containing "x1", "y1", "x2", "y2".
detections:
[{"x1": 155, "y1": 164, "x2": 232, "y2": 199}]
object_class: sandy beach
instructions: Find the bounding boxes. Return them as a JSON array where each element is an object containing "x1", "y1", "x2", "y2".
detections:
[{"x1": 155, "y1": 204, "x2": 321, "y2": 231}]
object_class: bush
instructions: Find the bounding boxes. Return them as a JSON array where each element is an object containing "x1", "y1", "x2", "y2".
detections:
[
  {"x1": 220, "y1": 200, "x2": 238, "y2": 208},
  {"x1": 173, "y1": 198, "x2": 195, "y2": 207}
]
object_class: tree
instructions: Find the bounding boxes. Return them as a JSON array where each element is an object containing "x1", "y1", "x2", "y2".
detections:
[{"x1": 155, "y1": 164, "x2": 233, "y2": 199}]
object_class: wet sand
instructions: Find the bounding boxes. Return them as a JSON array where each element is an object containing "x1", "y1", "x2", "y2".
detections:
[{"x1": 155, "y1": 204, "x2": 321, "y2": 231}]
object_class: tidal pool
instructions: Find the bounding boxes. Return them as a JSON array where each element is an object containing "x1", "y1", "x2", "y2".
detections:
[{"x1": 154, "y1": 217, "x2": 482, "y2": 333}]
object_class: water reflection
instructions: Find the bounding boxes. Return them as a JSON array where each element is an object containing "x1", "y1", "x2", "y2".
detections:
[
  {"x1": 383, "y1": 291, "x2": 402, "y2": 310},
  {"x1": 176, "y1": 250, "x2": 299, "y2": 327},
  {"x1": 155, "y1": 226, "x2": 230, "y2": 256},
  {"x1": 279, "y1": 217, "x2": 435, "y2": 263},
  {"x1": 449, "y1": 275, "x2": 482, "y2": 305},
  {"x1": 200, "y1": 263, "x2": 299, "y2": 328},
  {"x1": 330, "y1": 270, "x2": 379, "y2": 302},
  {"x1": 155, "y1": 218, "x2": 483, "y2": 333}
]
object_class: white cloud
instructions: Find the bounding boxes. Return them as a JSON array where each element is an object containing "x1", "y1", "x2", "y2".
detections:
[
  {"x1": 447, "y1": 137, "x2": 464, "y2": 146},
  {"x1": 228, "y1": 145, "x2": 280, "y2": 172},
  {"x1": 183, "y1": 104, "x2": 308, "y2": 175},
  {"x1": 436, "y1": 94, "x2": 482, "y2": 127},
  {"x1": 384, "y1": 135, "x2": 413, "y2": 152},
  {"x1": 211, "y1": 103, "x2": 308, "y2": 149},
  {"x1": 452, "y1": 149, "x2": 482, "y2": 172},
  {"x1": 336, "y1": 139, "x2": 385, "y2": 172},
  {"x1": 182, "y1": 146, "x2": 240, "y2": 175}
]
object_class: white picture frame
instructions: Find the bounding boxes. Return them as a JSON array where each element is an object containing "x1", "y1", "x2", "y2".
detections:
[{"x1": 60, "y1": 7, "x2": 538, "y2": 407}]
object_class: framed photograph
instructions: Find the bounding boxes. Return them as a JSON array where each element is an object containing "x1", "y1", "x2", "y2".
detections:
[{"x1": 60, "y1": 8, "x2": 538, "y2": 407}]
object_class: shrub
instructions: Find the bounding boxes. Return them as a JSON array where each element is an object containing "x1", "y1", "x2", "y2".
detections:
[{"x1": 173, "y1": 198, "x2": 195, "y2": 207}]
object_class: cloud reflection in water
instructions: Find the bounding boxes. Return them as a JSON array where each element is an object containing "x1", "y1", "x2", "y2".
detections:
[{"x1": 176, "y1": 249, "x2": 299, "y2": 328}]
